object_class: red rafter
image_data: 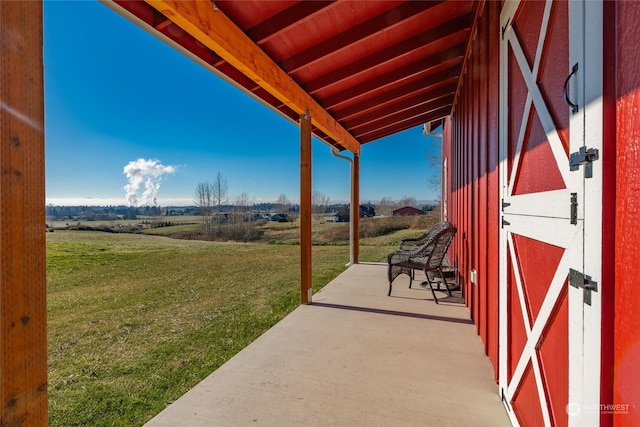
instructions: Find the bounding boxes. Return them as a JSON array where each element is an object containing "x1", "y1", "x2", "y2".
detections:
[
  {"x1": 279, "y1": 1, "x2": 445, "y2": 73},
  {"x1": 304, "y1": 13, "x2": 473, "y2": 94},
  {"x1": 322, "y1": 48, "x2": 465, "y2": 110},
  {"x1": 246, "y1": 1, "x2": 334, "y2": 44}
]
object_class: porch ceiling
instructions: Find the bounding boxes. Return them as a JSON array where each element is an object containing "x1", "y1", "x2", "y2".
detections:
[{"x1": 108, "y1": 0, "x2": 479, "y2": 153}]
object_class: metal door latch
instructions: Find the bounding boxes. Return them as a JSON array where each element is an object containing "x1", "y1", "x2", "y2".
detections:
[
  {"x1": 569, "y1": 268, "x2": 598, "y2": 305},
  {"x1": 569, "y1": 146, "x2": 599, "y2": 178}
]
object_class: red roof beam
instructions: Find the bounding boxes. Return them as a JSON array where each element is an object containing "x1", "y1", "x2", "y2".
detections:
[
  {"x1": 245, "y1": 1, "x2": 334, "y2": 44},
  {"x1": 321, "y1": 48, "x2": 465, "y2": 110},
  {"x1": 342, "y1": 85, "x2": 457, "y2": 130},
  {"x1": 113, "y1": 0, "x2": 156, "y2": 25},
  {"x1": 332, "y1": 66, "x2": 461, "y2": 121},
  {"x1": 280, "y1": 1, "x2": 445, "y2": 74},
  {"x1": 304, "y1": 13, "x2": 474, "y2": 94},
  {"x1": 358, "y1": 106, "x2": 452, "y2": 143},
  {"x1": 349, "y1": 97, "x2": 454, "y2": 136}
]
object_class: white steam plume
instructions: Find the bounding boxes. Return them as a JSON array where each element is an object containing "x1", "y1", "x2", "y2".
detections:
[{"x1": 123, "y1": 158, "x2": 176, "y2": 206}]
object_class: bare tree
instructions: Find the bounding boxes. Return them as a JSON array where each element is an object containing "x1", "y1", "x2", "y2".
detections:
[
  {"x1": 213, "y1": 172, "x2": 229, "y2": 233},
  {"x1": 194, "y1": 181, "x2": 214, "y2": 234},
  {"x1": 400, "y1": 195, "x2": 417, "y2": 207},
  {"x1": 426, "y1": 174, "x2": 442, "y2": 203},
  {"x1": 312, "y1": 191, "x2": 330, "y2": 220},
  {"x1": 376, "y1": 196, "x2": 394, "y2": 217},
  {"x1": 425, "y1": 135, "x2": 442, "y2": 201},
  {"x1": 275, "y1": 193, "x2": 289, "y2": 215},
  {"x1": 231, "y1": 191, "x2": 251, "y2": 224}
]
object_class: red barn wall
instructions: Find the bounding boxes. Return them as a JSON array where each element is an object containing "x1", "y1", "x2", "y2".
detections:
[
  {"x1": 443, "y1": 1, "x2": 640, "y2": 420},
  {"x1": 609, "y1": 1, "x2": 640, "y2": 424},
  {"x1": 442, "y1": 1, "x2": 501, "y2": 377}
]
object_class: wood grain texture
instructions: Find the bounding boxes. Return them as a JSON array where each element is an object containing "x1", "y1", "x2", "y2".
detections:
[
  {"x1": 0, "y1": 1, "x2": 47, "y2": 424},
  {"x1": 300, "y1": 112, "x2": 312, "y2": 304}
]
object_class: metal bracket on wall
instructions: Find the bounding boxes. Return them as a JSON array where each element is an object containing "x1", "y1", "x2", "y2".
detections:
[
  {"x1": 569, "y1": 146, "x2": 599, "y2": 178},
  {"x1": 569, "y1": 268, "x2": 598, "y2": 305},
  {"x1": 570, "y1": 192, "x2": 578, "y2": 225}
]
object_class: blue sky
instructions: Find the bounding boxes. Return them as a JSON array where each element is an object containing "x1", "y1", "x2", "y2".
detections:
[{"x1": 44, "y1": 0, "x2": 442, "y2": 207}]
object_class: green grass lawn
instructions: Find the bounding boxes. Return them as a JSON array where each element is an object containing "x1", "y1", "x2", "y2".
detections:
[{"x1": 47, "y1": 230, "x2": 397, "y2": 426}]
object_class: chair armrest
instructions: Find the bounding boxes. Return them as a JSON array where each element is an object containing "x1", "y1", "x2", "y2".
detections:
[
  {"x1": 387, "y1": 249, "x2": 411, "y2": 264},
  {"x1": 398, "y1": 238, "x2": 420, "y2": 250}
]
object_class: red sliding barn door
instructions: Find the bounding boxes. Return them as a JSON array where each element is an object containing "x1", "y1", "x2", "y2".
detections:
[{"x1": 499, "y1": 1, "x2": 603, "y2": 426}]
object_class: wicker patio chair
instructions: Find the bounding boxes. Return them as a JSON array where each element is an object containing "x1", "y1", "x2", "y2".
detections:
[
  {"x1": 387, "y1": 224, "x2": 457, "y2": 304},
  {"x1": 397, "y1": 221, "x2": 452, "y2": 250},
  {"x1": 390, "y1": 221, "x2": 452, "y2": 285}
]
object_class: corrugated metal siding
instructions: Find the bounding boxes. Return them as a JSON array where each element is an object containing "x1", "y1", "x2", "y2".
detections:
[{"x1": 442, "y1": 1, "x2": 501, "y2": 378}]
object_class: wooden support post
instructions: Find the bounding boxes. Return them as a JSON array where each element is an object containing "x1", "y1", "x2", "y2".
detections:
[
  {"x1": 300, "y1": 109, "x2": 312, "y2": 304},
  {"x1": 352, "y1": 154, "x2": 360, "y2": 264},
  {"x1": 0, "y1": 1, "x2": 48, "y2": 424}
]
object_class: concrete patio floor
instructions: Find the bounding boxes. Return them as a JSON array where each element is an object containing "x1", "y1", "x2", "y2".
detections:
[{"x1": 145, "y1": 263, "x2": 510, "y2": 427}]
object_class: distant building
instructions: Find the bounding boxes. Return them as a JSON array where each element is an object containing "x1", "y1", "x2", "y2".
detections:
[
  {"x1": 334, "y1": 205, "x2": 375, "y2": 222},
  {"x1": 392, "y1": 206, "x2": 423, "y2": 217}
]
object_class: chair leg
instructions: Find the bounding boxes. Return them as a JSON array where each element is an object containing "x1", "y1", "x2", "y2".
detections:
[
  {"x1": 419, "y1": 278, "x2": 440, "y2": 303},
  {"x1": 388, "y1": 281, "x2": 392, "y2": 296},
  {"x1": 427, "y1": 280, "x2": 439, "y2": 304},
  {"x1": 439, "y1": 268, "x2": 453, "y2": 297},
  {"x1": 408, "y1": 270, "x2": 414, "y2": 289}
]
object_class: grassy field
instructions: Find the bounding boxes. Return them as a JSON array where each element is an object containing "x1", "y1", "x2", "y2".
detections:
[{"x1": 46, "y1": 221, "x2": 421, "y2": 426}]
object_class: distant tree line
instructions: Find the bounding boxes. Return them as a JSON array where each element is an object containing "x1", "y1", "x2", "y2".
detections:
[
  {"x1": 45, "y1": 204, "x2": 171, "y2": 221},
  {"x1": 47, "y1": 174, "x2": 436, "y2": 227}
]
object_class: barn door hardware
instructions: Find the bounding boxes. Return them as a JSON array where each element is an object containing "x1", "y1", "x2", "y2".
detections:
[
  {"x1": 569, "y1": 268, "x2": 598, "y2": 305},
  {"x1": 501, "y1": 18, "x2": 511, "y2": 40},
  {"x1": 563, "y1": 63, "x2": 579, "y2": 114},
  {"x1": 570, "y1": 146, "x2": 599, "y2": 178},
  {"x1": 570, "y1": 193, "x2": 578, "y2": 225}
]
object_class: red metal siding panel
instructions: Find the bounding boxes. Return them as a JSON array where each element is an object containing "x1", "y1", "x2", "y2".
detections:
[
  {"x1": 485, "y1": 1, "x2": 501, "y2": 378},
  {"x1": 473, "y1": 31, "x2": 481, "y2": 338},
  {"x1": 477, "y1": 10, "x2": 489, "y2": 354},
  {"x1": 443, "y1": 3, "x2": 501, "y2": 377},
  {"x1": 601, "y1": 2, "x2": 617, "y2": 426},
  {"x1": 613, "y1": 1, "x2": 640, "y2": 425}
]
